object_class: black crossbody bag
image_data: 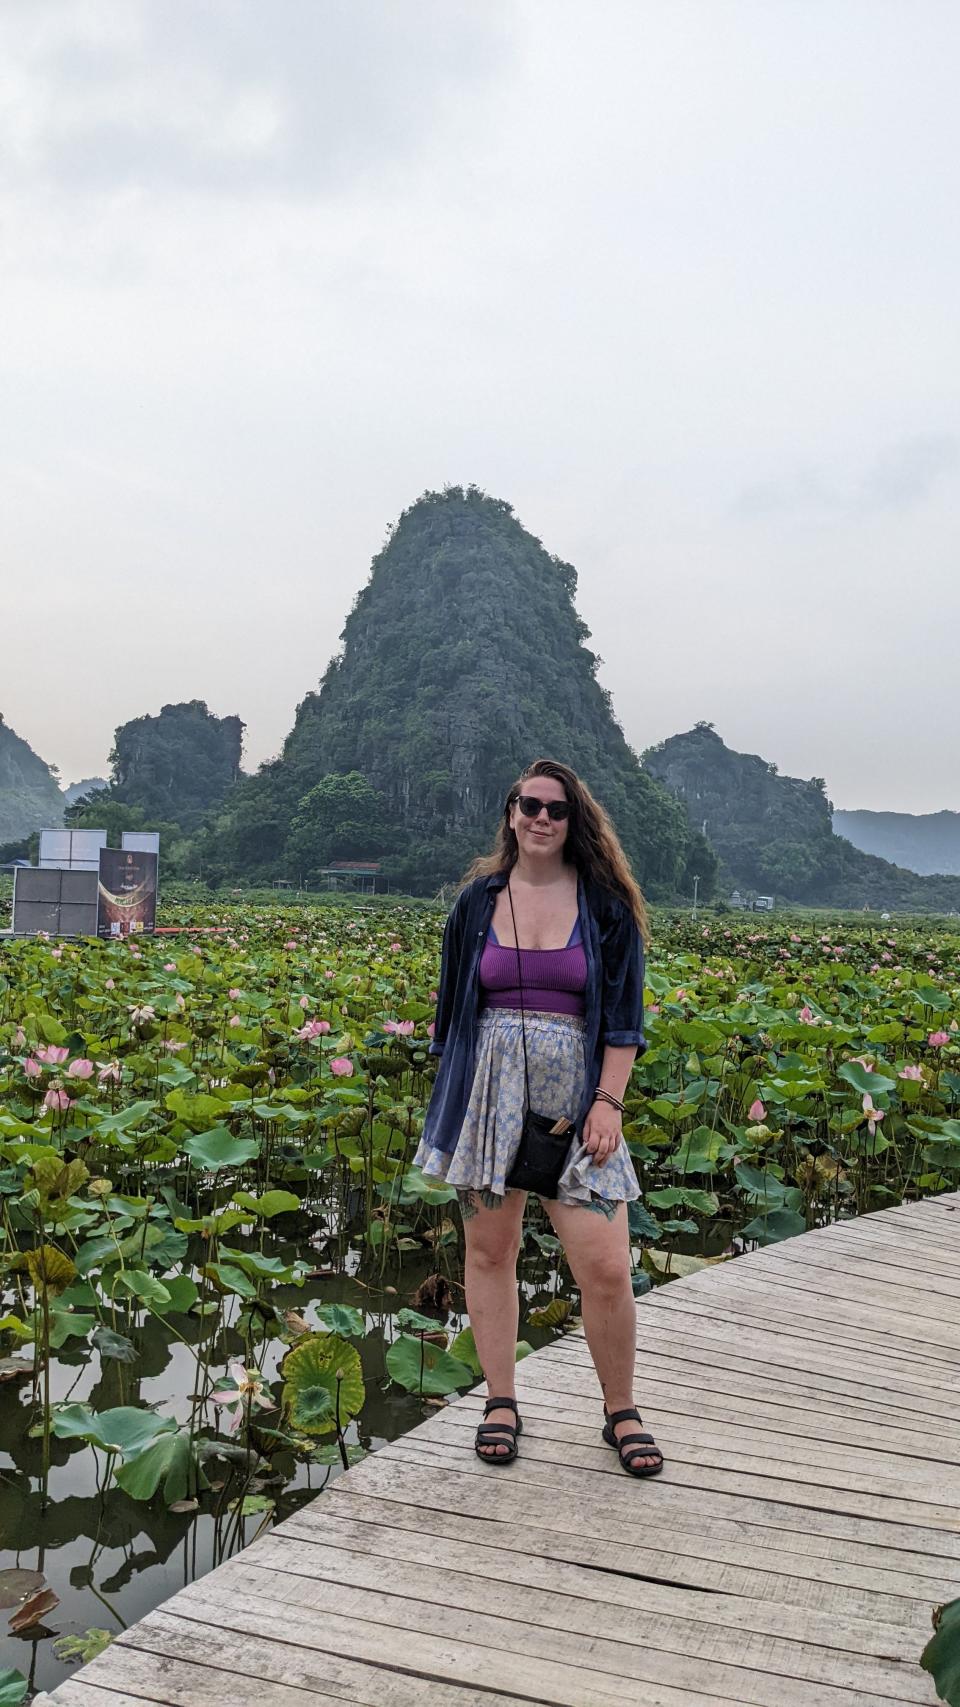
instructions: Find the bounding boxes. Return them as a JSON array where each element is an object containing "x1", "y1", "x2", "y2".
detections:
[{"x1": 504, "y1": 879, "x2": 580, "y2": 1197}]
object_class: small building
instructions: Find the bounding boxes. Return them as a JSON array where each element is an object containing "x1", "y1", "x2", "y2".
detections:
[{"x1": 317, "y1": 860, "x2": 389, "y2": 896}]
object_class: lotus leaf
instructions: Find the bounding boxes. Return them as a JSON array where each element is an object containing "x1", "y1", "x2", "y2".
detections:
[
  {"x1": 282, "y1": 1333, "x2": 365, "y2": 1435},
  {"x1": 182, "y1": 1129, "x2": 260, "y2": 1170},
  {"x1": 386, "y1": 1333, "x2": 474, "y2": 1397}
]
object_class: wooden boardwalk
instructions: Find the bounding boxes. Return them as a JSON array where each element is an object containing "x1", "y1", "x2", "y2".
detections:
[{"x1": 39, "y1": 1193, "x2": 960, "y2": 1707}]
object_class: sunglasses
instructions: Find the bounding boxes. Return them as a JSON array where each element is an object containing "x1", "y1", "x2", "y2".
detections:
[{"x1": 513, "y1": 794, "x2": 571, "y2": 822}]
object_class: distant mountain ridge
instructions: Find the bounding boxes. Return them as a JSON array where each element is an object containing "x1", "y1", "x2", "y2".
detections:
[
  {"x1": 62, "y1": 777, "x2": 108, "y2": 808},
  {"x1": 0, "y1": 714, "x2": 64, "y2": 845},
  {"x1": 644, "y1": 724, "x2": 960, "y2": 911},
  {"x1": 833, "y1": 808, "x2": 960, "y2": 877}
]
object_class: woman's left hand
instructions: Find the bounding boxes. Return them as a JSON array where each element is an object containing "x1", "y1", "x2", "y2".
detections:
[{"x1": 583, "y1": 1100, "x2": 622, "y2": 1166}]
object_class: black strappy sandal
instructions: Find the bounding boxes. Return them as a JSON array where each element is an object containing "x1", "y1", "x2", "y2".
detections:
[
  {"x1": 602, "y1": 1405, "x2": 664, "y2": 1478},
  {"x1": 474, "y1": 1396, "x2": 523, "y2": 1465}
]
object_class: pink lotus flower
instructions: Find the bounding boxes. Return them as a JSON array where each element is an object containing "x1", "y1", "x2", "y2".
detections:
[
  {"x1": 330, "y1": 1056, "x2": 353, "y2": 1076},
  {"x1": 861, "y1": 1092, "x2": 885, "y2": 1138},
  {"x1": 50, "y1": 947, "x2": 63, "y2": 959},
  {"x1": 23, "y1": 1058, "x2": 42, "y2": 1078},
  {"x1": 209, "y1": 1359, "x2": 273, "y2": 1433},
  {"x1": 98, "y1": 1060, "x2": 122, "y2": 1084},
  {"x1": 284, "y1": 940, "x2": 298, "y2": 951},
  {"x1": 105, "y1": 978, "x2": 115, "y2": 990},
  {"x1": 928, "y1": 1031, "x2": 950, "y2": 1048},
  {"x1": 228, "y1": 1014, "x2": 242, "y2": 1028},
  {"x1": 43, "y1": 1087, "x2": 70, "y2": 1112},
  {"x1": 294, "y1": 1018, "x2": 331, "y2": 1041},
  {"x1": 389, "y1": 942, "x2": 402, "y2": 952},
  {"x1": 175, "y1": 993, "x2": 186, "y2": 1011},
  {"x1": 67, "y1": 1058, "x2": 94, "y2": 1079},
  {"x1": 429, "y1": 991, "x2": 437, "y2": 1002},
  {"x1": 163, "y1": 1039, "x2": 187, "y2": 1052},
  {"x1": 325, "y1": 970, "x2": 334, "y2": 979},
  {"x1": 13, "y1": 1027, "x2": 25, "y2": 1048},
  {"x1": 228, "y1": 988, "x2": 242, "y2": 1001},
  {"x1": 748, "y1": 1099, "x2": 766, "y2": 1121},
  {"x1": 299, "y1": 994, "x2": 310, "y2": 1010},
  {"x1": 427, "y1": 1021, "x2": 435, "y2": 1038},
  {"x1": 164, "y1": 961, "x2": 177, "y2": 972},
  {"x1": 37, "y1": 1045, "x2": 69, "y2": 1066},
  {"x1": 798, "y1": 1006, "x2": 816, "y2": 1024},
  {"x1": 898, "y1": 1064, "x2": 923, "y2": 1081},
  {"x1": 384, "y1": 1019, "x2": 415, "y2": 1036},
  {"x1": 128, "y1": 1004, "x2": 155, "y2": 1025}
]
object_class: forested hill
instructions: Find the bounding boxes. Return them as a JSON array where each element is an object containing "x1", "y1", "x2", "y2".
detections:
[
  {"x1": 833, "y1": 808, "x2": 960, "y2": 877},
  {"x1": 644, "y1": 724, "x2": 960, "y2": 911},
  {"x1": 213, "y1": 486, "x2": 714, "y2": 896},
  {"x1": 0, "y1": 714, "x2": 64, "y2": 845}
]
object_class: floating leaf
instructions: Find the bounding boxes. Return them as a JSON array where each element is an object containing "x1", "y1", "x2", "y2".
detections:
[{"x1": 0, "y1": 1671, "x2": 27, "y2": 1706}]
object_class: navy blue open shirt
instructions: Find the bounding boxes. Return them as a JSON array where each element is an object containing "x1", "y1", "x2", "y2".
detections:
[{"x1": 422, "y1": 868, "x2": 647, "y2": 1158}]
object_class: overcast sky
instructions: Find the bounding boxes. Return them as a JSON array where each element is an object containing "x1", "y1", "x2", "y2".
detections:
[{"x1": 2, "y1": 1, "x2": 958, "y2": 812}]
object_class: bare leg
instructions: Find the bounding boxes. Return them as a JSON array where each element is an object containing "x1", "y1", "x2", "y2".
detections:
[
  {"x1": 460, "y1": 1188, "x2": 527, "y2": 1456},
  {"x1": 545, "y1": 1199, "x2": 659, "y2": 1469}
]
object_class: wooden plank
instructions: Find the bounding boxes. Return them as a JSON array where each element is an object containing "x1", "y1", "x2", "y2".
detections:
[
  {"x1": 768, "y1": 1237, "x2": 960, "y2": 1298},
  {"x1": 387, "y1": 1423, "x2": 960, "y2": 1537},
  {"x1": 639, "y1": 1288, "x2": 960, "y2": 1373},
  {"x1": 331, "y1": 1458, "x2": 960, "y2": 1600},
  {"x1": 234, "y1": 1529, "x2": 939, "y2": 1698},
  {"x1": 122, "y1": 1601, "x2": 742, "y2": 1707},
  {"x1": 449, "y1": 1386, "x2": 960, "y2": 1491},
  {"x1": 196, "y1": 1559, "x2": 937, "y2": 1707},
  {"x1": 297, "y1": 1488, "x2": 944, "y2": 1626},
  {"x1": 67, "y1": 1619, "x2": 541, "y2": 1706},
  {"x1": 276, "y1": 1502, "x2": 935, "y2": 1652},
  {"x1": 530, "y1": 1340, "x2": 960, "y2": 1438},
  {"x1": 745, "y1": 1248, "x2": 960, "y2": 1315}
]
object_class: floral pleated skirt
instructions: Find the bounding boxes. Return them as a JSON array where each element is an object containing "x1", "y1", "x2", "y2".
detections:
[{"x1": 414, "y1": 1007, "x2": 640, "y2": 1209}]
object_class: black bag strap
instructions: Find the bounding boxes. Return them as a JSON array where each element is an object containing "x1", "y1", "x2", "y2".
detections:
[{"x1": 505, "y1": 878, "x2": 531, "y2": 1110}]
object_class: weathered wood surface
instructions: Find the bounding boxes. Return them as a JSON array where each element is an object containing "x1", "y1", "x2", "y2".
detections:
[{"x1": 39, "y1": 1193, "x2": 960, "y2": 1707}]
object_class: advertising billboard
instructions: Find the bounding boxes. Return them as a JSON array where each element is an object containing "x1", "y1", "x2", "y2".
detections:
[{"x1": 97, "y1": 848, "x2": 158, "y2": 938}]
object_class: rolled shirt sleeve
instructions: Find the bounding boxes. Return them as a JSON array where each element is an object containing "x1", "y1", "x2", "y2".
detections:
[{"x1": 599, "y1": 899, "x2": 647, "y2": 1052}]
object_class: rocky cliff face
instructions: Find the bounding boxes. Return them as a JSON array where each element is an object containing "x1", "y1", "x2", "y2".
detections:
[{"x1": 0, "y1": 715, "x2": 64, "y2": 845}]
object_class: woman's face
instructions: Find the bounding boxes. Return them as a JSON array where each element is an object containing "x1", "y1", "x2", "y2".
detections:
[{"x1": 508, "y1": 774, "x2": 571, "y2": 862}]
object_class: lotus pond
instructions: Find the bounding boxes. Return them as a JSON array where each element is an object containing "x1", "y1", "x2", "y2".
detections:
[{"x1": 1, "y1": 898, "x2": 959, "y2": 1699}]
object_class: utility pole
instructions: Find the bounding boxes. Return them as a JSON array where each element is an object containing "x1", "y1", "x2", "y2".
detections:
[{"x1": 692, "y1": 874, "x2": 700, "y2": 920}]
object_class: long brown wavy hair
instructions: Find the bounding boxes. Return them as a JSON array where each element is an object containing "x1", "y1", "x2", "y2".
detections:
[{"x1": 461, "y1": 758, "x2": 650, "y2": 946}]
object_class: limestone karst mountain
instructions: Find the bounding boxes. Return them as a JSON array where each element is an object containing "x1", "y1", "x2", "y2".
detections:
[
  {"x1": 216, "y1": 486, "x2": 714, "y2": 896},
  {"x1": 644, "y1": 723, "x2": 960, "y2": 911}
]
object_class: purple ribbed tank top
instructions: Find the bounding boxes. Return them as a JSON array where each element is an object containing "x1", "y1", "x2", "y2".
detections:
[{"x1": 480, "y1": 918, "x2": 587, "y2": 1017}]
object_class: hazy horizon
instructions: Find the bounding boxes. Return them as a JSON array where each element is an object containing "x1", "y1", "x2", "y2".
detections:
[{"x1": 3, "y1": 2, "x2": 958, "y2": 814}]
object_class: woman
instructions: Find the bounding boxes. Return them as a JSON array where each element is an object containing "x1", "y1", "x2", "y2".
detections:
[{"x1": 414, "y1": 758, "x2": 663, "y2": 1478}]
